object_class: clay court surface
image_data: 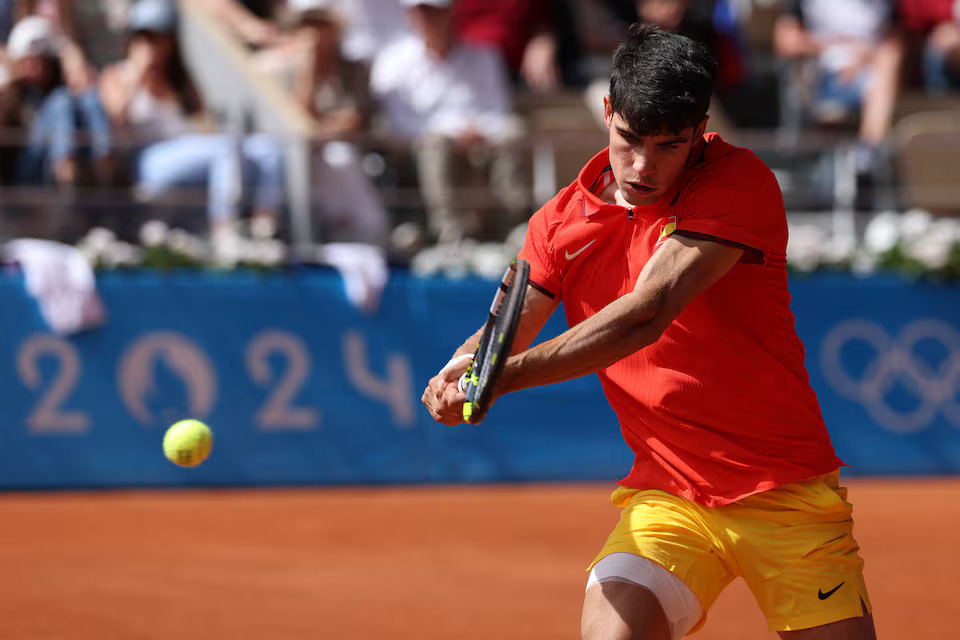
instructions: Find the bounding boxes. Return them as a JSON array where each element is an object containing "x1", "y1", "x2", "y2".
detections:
[{"x1": 0, "y1": 478, "x2": 954, "y2": 639}]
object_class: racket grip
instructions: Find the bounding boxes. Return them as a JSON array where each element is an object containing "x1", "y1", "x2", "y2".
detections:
[{"x1": 457, "y1": 371, "x2": 469, "y2": 393}]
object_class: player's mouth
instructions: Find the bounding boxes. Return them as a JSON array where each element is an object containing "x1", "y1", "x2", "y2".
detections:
[{"x1": 626, "y1": 181, "x2": 656, "y2": 195}]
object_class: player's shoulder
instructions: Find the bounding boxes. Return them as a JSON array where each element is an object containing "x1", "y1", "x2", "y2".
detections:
[
  {"x1": 536, "y1": 181, "x2": 585, "y2": 228},
  {"x1": 701, "y1": 133, "x2": 773, "y2": 181},
  {"x1": 687, "y1": 133, "x2": 777, "y2": 195},
  {"x1": 531, "y1": 147, "x2": 610, "y2": 235}
]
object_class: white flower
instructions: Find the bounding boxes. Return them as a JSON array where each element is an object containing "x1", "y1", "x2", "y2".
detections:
[
  {"x1": 410, "y1": 246, "x2": 446, "y2": 277},
  {"x1": 787, "y1": 224, "x2": 828, "y2": 272},
  {"x1": 139, "y1": 220, "x2": 169, "y2": 248},
  {"x1": 166, "y1": 228, "x2": 205, "y2": 260},
  {"x1": 82, "y1": 227, "x2": 117, "y2": 254},
  {"x1": 247, "y1": 239, "x2": 286, "y2": 267},
  {"x1": 505, "y1": 222, "x2": 528, "y2": 255},
  {"x1": 101, "y1": 242, "x2": 142, "y2": 268},
  {"x1": 77, "y1": 243, "x2": 101, "y2": 265},
  {"x1": 824, "y1": 235, "x2": 857, "y2": 264},
  {"x1": 898, "y1": 208, "x2": 934, "y2": 247},
  {"x1": 115, "y1": 242, "x2": 144, "y2": 267},
  {"x1": 862, "y1": 211, "x2": 901, "y2": 255},
  {"x1": 469, "y1": 243, "x2": 512, "y2": 279},
  {"x1": 411, "y1": 244, "x2": 469, "y2": 278},
  {"x1": 905, "y1": 218, "x2": 958, "y2": 269}
]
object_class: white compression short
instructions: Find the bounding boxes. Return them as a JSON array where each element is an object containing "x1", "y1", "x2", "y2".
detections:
[{"x1": 586, "y1": 552, "x2": 703, "y2": 639}]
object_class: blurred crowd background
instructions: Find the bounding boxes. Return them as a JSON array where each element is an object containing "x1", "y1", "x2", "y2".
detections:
[{"x1": 0, "y1": 0, "x2": 958, "y2": 273}]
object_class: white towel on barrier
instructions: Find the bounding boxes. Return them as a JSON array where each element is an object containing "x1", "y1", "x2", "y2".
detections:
[
  {"x1": 316, "y1": 243, "x2": 388, "y2": 314},
  {"x1": 3, "y1": 239, "x2": 107, "y2": 334}
]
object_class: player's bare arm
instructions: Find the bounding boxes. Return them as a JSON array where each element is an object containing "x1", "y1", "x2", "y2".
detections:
[
  {"x1": 498, "y1": 232, "x2": 744, "y2": 395},
  {"x1": 422, "y1": 284, "x2": 559, "y2": 425}
]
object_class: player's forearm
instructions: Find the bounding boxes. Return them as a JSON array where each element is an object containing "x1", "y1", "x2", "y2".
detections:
[
  {"x1": 500, "y1": 289, "x2": 670, "y2": 393},
  {"x1": 452, "y1": 327, "x2": 485, "y2": 359}
]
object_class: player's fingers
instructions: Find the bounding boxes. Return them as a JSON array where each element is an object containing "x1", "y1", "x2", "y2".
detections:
[
  {"x1": 437, "y1": 385, "x2": 466, "y2": 426},
  {"x1": 432, "y1": 372, "x2": 452, "y2": 392}
]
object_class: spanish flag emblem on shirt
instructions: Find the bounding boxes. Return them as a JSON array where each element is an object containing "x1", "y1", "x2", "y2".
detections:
[{"x1": 656, "y1": 217, "x2": 677, "y2": 246}]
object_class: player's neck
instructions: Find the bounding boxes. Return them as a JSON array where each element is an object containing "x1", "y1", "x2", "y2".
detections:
[{"x1": 598, "y1": 179, "x2": 620, "y2": 205}]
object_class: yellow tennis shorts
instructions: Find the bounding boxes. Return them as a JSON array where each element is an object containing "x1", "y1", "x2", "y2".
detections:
[{"x1": 589, "y1": 471, "x2": 871, "y2": 633}]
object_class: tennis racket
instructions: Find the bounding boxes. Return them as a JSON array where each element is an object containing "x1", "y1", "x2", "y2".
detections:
[{"x1": 462, "y1": 259, "x2": 530, "y2": 424}]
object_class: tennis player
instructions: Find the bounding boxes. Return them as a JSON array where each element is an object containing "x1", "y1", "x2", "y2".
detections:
[{"x1": 422, "y1": 22, "x2": 875, "y2": 640}]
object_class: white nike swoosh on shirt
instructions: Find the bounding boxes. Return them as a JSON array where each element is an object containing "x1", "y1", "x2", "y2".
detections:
[{"x1": 565, "y1": 239, "x2": 596, "y2": 260}]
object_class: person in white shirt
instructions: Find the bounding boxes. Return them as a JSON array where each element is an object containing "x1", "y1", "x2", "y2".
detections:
[
  {"x1": 370, "y1": 0, "x2": 528, "y2": 245},
  {"x1": 334, "y1": 0, "x2": 408, "y2": 65},
  {"x1": 773, "y1": 0, "x2": 904, "y2": 172}
]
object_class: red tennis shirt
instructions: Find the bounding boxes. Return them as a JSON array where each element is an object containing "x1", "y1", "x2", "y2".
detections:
[{"x1": 518, "y1": 133, "x2": 844, "y2": 506}]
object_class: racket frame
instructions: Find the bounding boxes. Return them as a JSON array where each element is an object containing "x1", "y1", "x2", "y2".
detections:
[{"x1": 462, "y1": 259, "x2": 530, "y2": 424}]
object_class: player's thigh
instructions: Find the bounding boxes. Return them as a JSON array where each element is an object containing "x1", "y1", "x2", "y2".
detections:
[
  {"x1": 582, "y1": 580, "x2": 671, "y2": 640},
  {"x1": 588, "y1": 488, "x2": 735, "y2": 635},
  {"x1": 778, "y1": 610, "x2": 876, "y2": 640},
  {"x1": 729, "y1": 472, "x2": 872, "y2": 633}
]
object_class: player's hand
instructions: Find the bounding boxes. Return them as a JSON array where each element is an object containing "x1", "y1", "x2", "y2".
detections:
[{"x1": 421, "y1": 358, "x2": 470, "y2": 426}]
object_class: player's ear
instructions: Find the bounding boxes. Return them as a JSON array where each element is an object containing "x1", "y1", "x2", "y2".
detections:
[
  {"x1": 603, "y1": 95, "x2": 614, "y2": 128},
  {"x1": 695, "y1": 115, "x2": 709, "y2": 138}
]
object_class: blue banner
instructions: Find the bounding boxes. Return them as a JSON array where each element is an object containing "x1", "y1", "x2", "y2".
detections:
[
  {"x1": 0, "y1": 269, "x2": 957, "y2": 489},
  {"x1": 0, "y1": 269, "x2": 625, "y2": 489},
  {"x1": 791, "y1": 273, "x2": 960, "y2": 474}
]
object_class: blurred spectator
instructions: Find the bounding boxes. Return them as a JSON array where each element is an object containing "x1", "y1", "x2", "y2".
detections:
[
  {"x1": 2, "y1": 15, "x2": 113, "y2": 188},
  {"x1": 193, "y1": 0, "x2": 285, "y2": 50},
  {"x1": 333, "y1": 0, "x2": 408, "y2": 65},
  {"x1": 370, "y1": 0, "x2": 528, "y2": 245},
  {"x1": 773, "y1": 0, "x2": 904, "y2": 169},
  {"x1": 98, "y1": 0, "x2": 286, "y2": 252},
  {"x1": 581, "y1": 0, "x2": 755, "y2": 128},
  {"x1": 452, "y1": 0, "x2": 582, "y2": 94},
  {"x1": 1, "y1": 0, "x2": 13, "y2": 43},
  {"x1": 7, "y1": 0, "x2": 98, "y2": 91},
  {"x1": 635, "y1": 0, "x2": 749, "y2": 92},
  {"x1": 282, "y1": 0, "x2": 389, "y2": 245},
  {"x1": 898, "y1": 0, "x2": 960, "y2": 93},
  {"x1": 72, "y1": 1, "x2": 141, "y2": 70}
]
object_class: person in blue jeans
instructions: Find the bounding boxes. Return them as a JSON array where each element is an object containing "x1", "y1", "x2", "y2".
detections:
[
  {"x1": 98, "y1": 0, "x2": 286, "y2": 250},
  {"x1": 4, "y1": 15, "x2": 113, "y2": 187}
]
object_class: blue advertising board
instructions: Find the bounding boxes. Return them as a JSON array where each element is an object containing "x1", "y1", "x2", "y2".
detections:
[
  {"x1": 0, "y1": 268, "x2": 957, "y2": 489},
  {"x1": 791, "y1": 273, "x2": 960, "y2": 474},
  {"x1": 0, "y1": 269, "x2": 625, "y2": 489}
]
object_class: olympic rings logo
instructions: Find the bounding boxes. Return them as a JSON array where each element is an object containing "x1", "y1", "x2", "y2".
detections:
[{"x1": 819, "y1": 319, "x2": 960, "y2": 433}]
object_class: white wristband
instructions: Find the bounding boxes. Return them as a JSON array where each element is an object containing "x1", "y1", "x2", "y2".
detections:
[{"x1": 438, "y1": 353, "x2": 473, "y2": 378}]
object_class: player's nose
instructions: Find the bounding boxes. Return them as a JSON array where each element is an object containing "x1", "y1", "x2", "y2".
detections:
[{"x1": 632, "y1": 151, "x2": 655, "y2": 177}]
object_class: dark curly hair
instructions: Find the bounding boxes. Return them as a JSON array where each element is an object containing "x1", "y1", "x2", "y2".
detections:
[{"x1": 608, "y1": 22, "x2": 716, "y2": 136}]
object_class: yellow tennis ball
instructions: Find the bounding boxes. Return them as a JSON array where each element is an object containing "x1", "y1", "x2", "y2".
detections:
[{"x1": 163, "y1": 419, "x2": 213, "y2": 468}]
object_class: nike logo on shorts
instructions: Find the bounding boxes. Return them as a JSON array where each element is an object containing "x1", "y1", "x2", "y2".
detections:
[{"x1": 818, "y1": 582, "x2": 845, "y2": 600}]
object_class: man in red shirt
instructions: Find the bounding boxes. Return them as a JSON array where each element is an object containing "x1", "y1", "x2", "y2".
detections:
[
  {"x1": 453, "y1": 0, "x2": 561, "y2": 94},
  {"x1": 422, "y1": 22, "x2": 876, "y2": 640}
]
